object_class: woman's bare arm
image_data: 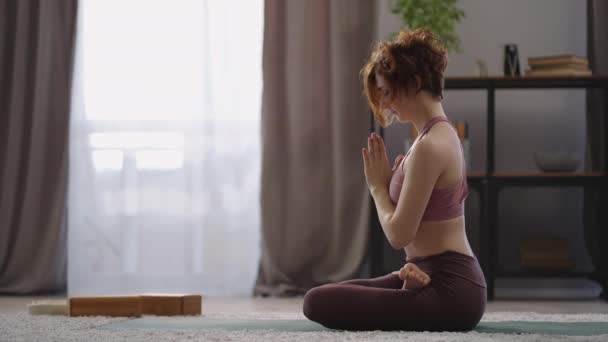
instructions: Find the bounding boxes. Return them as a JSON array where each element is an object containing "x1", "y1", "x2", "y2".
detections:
[{"x1": 371, "y1": 139, "x2": 443, "y2": 249}]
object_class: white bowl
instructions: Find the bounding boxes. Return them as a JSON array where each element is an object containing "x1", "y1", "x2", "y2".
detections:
[{"x1": 534, "y1": 150, "x2": 580, "y2": 172}]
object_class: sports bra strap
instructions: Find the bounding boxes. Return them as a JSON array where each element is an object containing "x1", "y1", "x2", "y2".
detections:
[{"x1": 419, "y1": 116, "x2": 450, "y2": 138}]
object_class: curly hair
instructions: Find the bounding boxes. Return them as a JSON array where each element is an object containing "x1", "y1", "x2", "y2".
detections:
[{"x1": 360, "y1": 29, "x2": 448, "y2": 127}]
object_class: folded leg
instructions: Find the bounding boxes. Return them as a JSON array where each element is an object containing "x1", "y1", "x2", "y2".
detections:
[
  {"x1": 337, "y1": 273, "x2": 403, "y2": 289},
  {"x1": 303, "y1": 282, "x2": 440, "y2": 331}
]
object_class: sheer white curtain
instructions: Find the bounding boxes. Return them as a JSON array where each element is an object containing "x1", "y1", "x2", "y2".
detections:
[{"x1": 68, "y1": 0, "x2": 263, "y2": 296}]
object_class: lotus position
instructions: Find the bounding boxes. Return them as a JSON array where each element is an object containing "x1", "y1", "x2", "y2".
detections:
[{"x1": 303, "y1": 29, "x2": 487, "y2": 332}]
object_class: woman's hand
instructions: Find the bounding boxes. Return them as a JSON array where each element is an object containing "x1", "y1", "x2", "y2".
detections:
[{"x1": 362, "y1": 132, "x2": 404, "y2": 194}]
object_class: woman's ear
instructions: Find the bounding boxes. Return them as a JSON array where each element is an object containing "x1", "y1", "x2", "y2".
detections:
[{"x1": 414, "y1": 76, "x2": 422, "y2": 94}]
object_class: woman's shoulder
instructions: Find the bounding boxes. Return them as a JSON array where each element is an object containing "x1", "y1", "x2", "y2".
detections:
[
  {"x1": 408, "y1": 137, "x2": 445, "y2": 169},
  {"x1": 414, "y1": 124, "x2": 458, "y2": 168},
  {"x1": 425, "y1": 121, "x2": 460, "y2": 151}
]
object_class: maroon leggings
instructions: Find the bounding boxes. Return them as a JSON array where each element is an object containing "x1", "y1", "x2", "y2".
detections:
[{"x1": 302, "y1": 251, "x2": 487, "y2": 331}]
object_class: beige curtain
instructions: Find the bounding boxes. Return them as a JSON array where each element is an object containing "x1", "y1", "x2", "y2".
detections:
[
  {"x1": 255, "y1": 0, "x2": 376, "y2": 296},
  {"x1": 0, "y1": 0, "x2": 77, "y2": 293}
]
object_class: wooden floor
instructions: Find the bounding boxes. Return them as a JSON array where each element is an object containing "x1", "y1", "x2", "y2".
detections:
[{"x1": 2, "y1": 295, "x2": 608, "y2": 315}]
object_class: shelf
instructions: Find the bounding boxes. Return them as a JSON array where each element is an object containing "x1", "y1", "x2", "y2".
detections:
[
  {"x1": 467, "y1": 171, "x2": 487, "y2": 178},
  {"x1": 497, "y1": 270, "x2": 593, "y2": 278},
  {"x1": 492, "y1": 171, "x2": 607, "y2": 177},
  {"x1": 467, "y1": 171, "x2": 607, "y2": 178},
  {"x1": 445, "y1": 75, "x2": 608, "y2": 89},
  {"x1": 467, "y1": 172, "x2": 607, "y2": 187},
  {"x1": 369, "y1": 74, "x2": 608, "y2": 300}
]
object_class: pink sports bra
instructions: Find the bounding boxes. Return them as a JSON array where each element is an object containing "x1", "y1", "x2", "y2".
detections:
[{"x1": 389, "y1": 116, "x2": 469, "y2": 221}]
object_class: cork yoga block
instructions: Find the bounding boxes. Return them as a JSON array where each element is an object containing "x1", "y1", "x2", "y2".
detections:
[
  {"x1": 28, "y1": 300, "x2": 70, "y2": 316},
  {"x1": 68, "y1": 294, "x2": 202, "y2": 317},
  {"x1": 140, "y1": 294, "x2": 202, "y2": 316},
  {"x1": 69, "y1": 296, "x2": 142, "y2": 317}
]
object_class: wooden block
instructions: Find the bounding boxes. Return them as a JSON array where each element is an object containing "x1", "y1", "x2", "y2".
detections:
[
  {"x1": 181, "y1": 294, "x2": 202, "y2": 315},
  {"x1": 69, "y1": 296, "x2": 142, "y2": 317},
  {"x1": 140, "y1": 294, "x2": 202, "y2": 316},
  {"x1": 28, "y1": 300, "x2": 69, "y2": 316}
]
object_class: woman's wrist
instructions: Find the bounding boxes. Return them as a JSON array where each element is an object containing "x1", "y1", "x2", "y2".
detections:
[{"x1": 370, "y1": 186, "x2": 388, "y2": 199}]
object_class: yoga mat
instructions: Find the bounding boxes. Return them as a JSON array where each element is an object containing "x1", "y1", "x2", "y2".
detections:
[
  {"x1": 101, "y1": 317, "x2": 608, "y2": 335},
  {"x1": 476, "y1": 321, "x2": 608, "y2": 336},
  {"x1": 101, "y1": 318, "x2": 327, "y2": 332}
]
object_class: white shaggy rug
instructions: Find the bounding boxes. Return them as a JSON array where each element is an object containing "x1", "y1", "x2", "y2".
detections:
[{"x1": 2, "y1": 311, "x2": 608, "y2": 341}]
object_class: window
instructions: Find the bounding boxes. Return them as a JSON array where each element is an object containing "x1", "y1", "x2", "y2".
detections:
[{"x1": 69, "y1": 0, "x2": 263, "y2": 296}]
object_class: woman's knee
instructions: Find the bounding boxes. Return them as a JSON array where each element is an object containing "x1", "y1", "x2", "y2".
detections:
[{"x1": 302, "y1": 285, "x2": 330, "y2": 322}]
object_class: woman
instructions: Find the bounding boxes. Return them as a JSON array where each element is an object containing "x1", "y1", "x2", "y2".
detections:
[{"x1": 302, "y1": 29, "x2": 486, "y2": 332}]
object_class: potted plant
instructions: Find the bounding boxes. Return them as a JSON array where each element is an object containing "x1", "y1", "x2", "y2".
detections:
[{"x1": 389, "y1": 0, "x2": 465, "y2": 53}]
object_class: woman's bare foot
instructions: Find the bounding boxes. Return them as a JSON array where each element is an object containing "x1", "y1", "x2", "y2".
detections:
[{"x1": 399, "y1": 263, "x2": 431, "y2": 289}]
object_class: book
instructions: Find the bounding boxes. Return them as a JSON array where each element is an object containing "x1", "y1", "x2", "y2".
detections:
[
  {"x1": 525, "y1": 68, "x2": 592, "y2": 77},
  {"x1": 530, "y1": 63, "x2": 590, "y2": 71},
  {"x1": 528, "y1": 55, "x2": 588, "y2": 67}
]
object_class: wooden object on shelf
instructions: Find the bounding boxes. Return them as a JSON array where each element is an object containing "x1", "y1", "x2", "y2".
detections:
[
  {"x1": 526, "y1": 55, "x2": 591, "y2": 77},
  {"x1": 520, "y1": 259, "x2": 576, "y2": 270},
  {"x1": 529, "y1": 63, "x2": 590, "y2": 71},
  {"x1": 526, "y1": 68, "x2": 592, "y2": 77},
  {"x1": 455, "y1": 121, "x2": 468, "y2": 139},
  {"x1": 140, "y1": 294, "x2": 202, "y2": 316},
  {"x1": 519, "y1": 238, "x2": 575, "y2": 270},
  {"x1": 527, "y1": 55, "x2": 588, "y2": 67},
  {"x1": 69, "y1": 296, "x2": 142, "y2": 317}
]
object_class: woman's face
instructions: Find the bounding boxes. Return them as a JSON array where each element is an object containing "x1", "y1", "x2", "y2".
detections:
[{"x1": 375, "y1": 73, "x2": 415, "y2": 124}]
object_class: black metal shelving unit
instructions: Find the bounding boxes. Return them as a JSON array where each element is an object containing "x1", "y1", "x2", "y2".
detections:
[{"x1": 369, "y1": 75, "x2": 608, "y2": 300}]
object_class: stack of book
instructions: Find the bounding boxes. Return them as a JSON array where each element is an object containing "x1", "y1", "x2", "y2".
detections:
[
  {"x1": 526, "y1": 55, "x2": 592, "y2": 77},
  {"x1": 519, "y1": 238, "x2": 575, "y2": 270}
]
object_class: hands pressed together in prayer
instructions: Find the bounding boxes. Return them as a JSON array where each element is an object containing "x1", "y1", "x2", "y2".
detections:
[{"x1": 362, "y1": 132, "x2": 404, "y2": 194}]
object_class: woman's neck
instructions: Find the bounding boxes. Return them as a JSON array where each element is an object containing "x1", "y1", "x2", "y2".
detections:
[{"x1": 410, "y1": 93, "x2": 446, "y2": 134}]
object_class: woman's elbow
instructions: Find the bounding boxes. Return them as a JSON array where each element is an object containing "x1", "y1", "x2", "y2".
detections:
[
  {"x1": 388, "y1": 231, "x2": 413, "y2": 250},
  {"x1": 388, "y1": 239, "x2": 404, "y2": 250},
  {"x1": 385, "y1": 220, "x2": 414, "y2": 249}
]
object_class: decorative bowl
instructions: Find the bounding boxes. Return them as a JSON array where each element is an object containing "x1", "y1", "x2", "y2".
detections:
[{"x1": 534, "y1": 150, "x2": 580, "y2": 172}]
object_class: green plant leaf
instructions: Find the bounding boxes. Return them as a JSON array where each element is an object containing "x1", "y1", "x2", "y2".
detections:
[{"x1": 388, "y1": 0, "x2": 465, "y2": 53}]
